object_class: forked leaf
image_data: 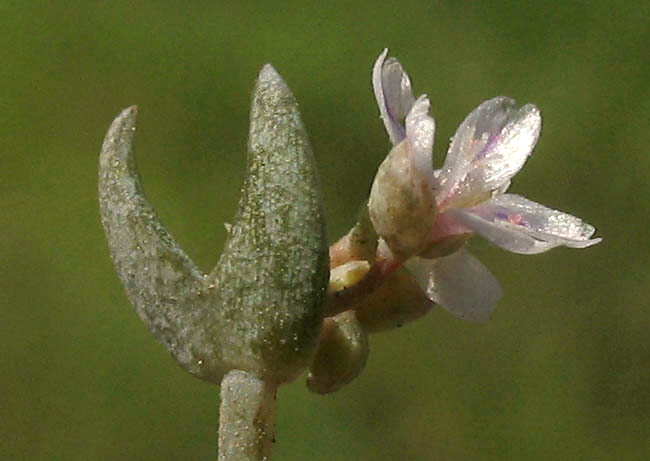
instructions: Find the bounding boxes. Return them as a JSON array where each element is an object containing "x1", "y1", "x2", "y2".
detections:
[{"x1": 99, "y1": 65, "x2": 328, "y2": 385}]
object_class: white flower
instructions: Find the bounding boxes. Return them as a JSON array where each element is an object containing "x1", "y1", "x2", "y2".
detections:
[
  {"x1": 370, "y1": 49, "x2": 602, "y2": 323},
  {"x1": 367, "y1": 49, "x2": 437, "y2": 258}
]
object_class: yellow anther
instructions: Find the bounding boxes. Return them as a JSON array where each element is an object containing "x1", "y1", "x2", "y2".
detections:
[{"x1": 328, "y1": 260, "x2": 371, "y2": 293}]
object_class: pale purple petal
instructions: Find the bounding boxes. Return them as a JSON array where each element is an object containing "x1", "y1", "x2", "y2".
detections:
[
  {"x1": 436, "y1": 97, "x2": 541, "y2": 210},
  {"x1": 405, "y1": 250, "x2": 502, "y2": 323},
  {"x1": 372, "y1": 49, "x2": 416, "y2": 145},
  {"x1": 449, "y1": 194, "x2": 602, "y2": 254},
  {"x1": 448, "y1": 208, "x2": 552, "y2": 254},
  {"x1": 405, "y1": 95, "x2": 435, "y2": 186}
]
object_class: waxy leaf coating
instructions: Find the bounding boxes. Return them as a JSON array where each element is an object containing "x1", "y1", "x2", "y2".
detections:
[{"x1": 99, "y1": 65, "x2": 328, "y2": 385}]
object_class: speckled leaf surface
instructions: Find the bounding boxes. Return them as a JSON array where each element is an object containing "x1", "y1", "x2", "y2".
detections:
[
  {"x1": 98, "y1": 106, "x2": 220, "y2": 380},
  {"x1": 208, "y1": 65, "x2": 328, "y2": 383},
  {"x1": 98, "y1": 66, "x2": 328, "y2": 385}
]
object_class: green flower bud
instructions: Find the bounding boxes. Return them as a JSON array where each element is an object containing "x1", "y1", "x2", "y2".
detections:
[{"x1": 307, "y1": 311, "x2": 369, "y2": 394}]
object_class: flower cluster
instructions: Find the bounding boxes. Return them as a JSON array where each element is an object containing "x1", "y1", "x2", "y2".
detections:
[
  {"x1": 365, "y1": 48, "x2": 601, "y2": 322},
  {"x1": 311, "y1": 49, "x2": 602, "y2": 393}
]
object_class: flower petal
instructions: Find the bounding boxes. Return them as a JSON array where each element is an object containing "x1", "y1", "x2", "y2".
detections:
[
  {"x1": 437, "y1": 97, "x2": 541, "y2": 209},
  {"x1": 405, "y1": 250, "x2": 502, "y2": 323},
  {"x1": 372, "y1": 49, "x2": 416, "y2": 145},
  {"x1": 405, "y1": 95, "x2": 436, "y2": 186},
  {"x1": 450, "y1": 194, "x2": 602, "y2": 254},
  {"x1": 448, "y1": 209, "x2": 551, "y2": 254}
]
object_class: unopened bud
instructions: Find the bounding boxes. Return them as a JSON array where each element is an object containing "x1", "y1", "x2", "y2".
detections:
[{"x1": 307, "y1": 311, "x2": 369, "y2": 394}]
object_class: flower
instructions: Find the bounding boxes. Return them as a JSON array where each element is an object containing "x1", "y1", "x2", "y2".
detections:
[
  {"x1": 369, "y1": 49, "x2": 602, "y2": 322},
  {"x1": 367, "y1": 49, "x2": 437, "y2": 259}
]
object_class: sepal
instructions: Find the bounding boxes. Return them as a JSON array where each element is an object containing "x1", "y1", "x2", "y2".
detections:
[{"x1": 355, "y1": 268, "x2": 435, "y2": 332}]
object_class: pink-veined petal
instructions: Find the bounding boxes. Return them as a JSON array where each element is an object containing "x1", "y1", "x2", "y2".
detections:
[
  {"x1": 405, "y1": 250, "x2": 502, "y2": 323},
  {"x1": 437, "y1": 97, "x2": 541, "y2": 210},
  {"x1": 405, "y1": 95, "x2": 435, "y2": 187},
  {"x1": 449, "y1": 209, "x2": 551, "y2": 254},
  {"x1": 372, "y1": 49, "x2": 416, "y2": 145},
  {"x1": 450, "y1": 194, "x2": 602, "y2": 254}
]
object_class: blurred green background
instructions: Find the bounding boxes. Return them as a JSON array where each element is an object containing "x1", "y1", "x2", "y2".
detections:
[{"x1": 1, "y1": 0, "x2": 648, "y2": 459}]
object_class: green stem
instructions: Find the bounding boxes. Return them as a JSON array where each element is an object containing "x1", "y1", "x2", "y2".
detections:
[{"x1": 218, "y1": 370, "x2": 276, "y2": 461}]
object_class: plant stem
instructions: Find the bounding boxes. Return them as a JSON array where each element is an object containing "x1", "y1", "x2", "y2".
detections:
[{"x1": 218, "y1": 370, "x2": 276, "y2": 461}]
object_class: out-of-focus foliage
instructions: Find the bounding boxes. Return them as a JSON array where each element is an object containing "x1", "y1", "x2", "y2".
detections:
[{"x1": 1, "y1": 1, "x2": 647, "y2": 459}]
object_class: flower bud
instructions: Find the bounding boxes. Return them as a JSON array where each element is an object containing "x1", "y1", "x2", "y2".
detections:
[{"x1": 307, "y1": 311, "x2": 369, "y2": 394}]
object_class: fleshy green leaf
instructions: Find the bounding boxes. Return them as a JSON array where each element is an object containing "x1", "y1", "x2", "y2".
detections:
[
  {"x1": 209, "y1": 64, "x2": 329, "y2": 383},
  {"x1": 98, "y1": 106, "x2": 222, "y2": 380},
  {"x1": 99, "y1": 64, "x2": 328, "y2": 385}
]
